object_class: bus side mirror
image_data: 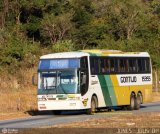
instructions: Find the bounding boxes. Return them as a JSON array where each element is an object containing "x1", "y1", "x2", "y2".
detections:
[{"x1": 32, "y1": 73, "x2": 38, "y2": 86}]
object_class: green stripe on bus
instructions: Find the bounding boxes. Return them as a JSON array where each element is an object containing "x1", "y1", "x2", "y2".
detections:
[
  {"x1": 89, "y1": 52, "x2": 117, "y2": 106},
  {"x1": 104, "y1": 75, "x2": 117, "y2": 106},
  {"x1": 98, "y1": 75, "x2": 112, "y2": 106}
]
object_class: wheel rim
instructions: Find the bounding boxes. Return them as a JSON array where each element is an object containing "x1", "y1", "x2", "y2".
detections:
[
  {"x1": 137, "y1": 95, "x2": 141, "y2": 105},
  {"x1": 131, "y1": 96, "x2": 135, "y2": 109},
  {"x1": 139, "y1": 94, "x2": 142, "y2": 104},
  {"x1": 91, "y1": 99, "x2": 96, "y2": 113}
]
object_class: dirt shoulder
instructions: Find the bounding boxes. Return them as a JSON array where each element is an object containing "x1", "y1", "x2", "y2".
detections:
[
  {"x1": 152, "y1": 92, "x2": 160, "y2": 102},
  {"x1": 52, "y1": 112, "x2": 160, "y2": 128},
  {"x1": 0, "y1": 112, "x2": 30, "y2": 121}
]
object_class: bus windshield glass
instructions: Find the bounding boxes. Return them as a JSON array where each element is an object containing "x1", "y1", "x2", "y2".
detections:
[{"x1": 38, "y1": 69, "x2": 79, "y2": 94}]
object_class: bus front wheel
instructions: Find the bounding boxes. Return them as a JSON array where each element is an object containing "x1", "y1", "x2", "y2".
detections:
[{"x1": 87, "y1": 96, "x2": 97, "y2": 115}]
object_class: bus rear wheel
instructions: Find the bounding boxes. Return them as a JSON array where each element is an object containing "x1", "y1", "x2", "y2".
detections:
[
  {"x1": 139, "y1": 93, "x2": 143, "y2": 104},
  {"x1": 87, "y1": 96, "x2": 97, "y2": 115},
  {"x1": 135, "y1": 93, "x2": 141, "y2": 110}
]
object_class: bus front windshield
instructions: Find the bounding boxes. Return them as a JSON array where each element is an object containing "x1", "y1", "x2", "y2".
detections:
[{"x1": 38, "y1": 69, "x2": 79, "y2": 94}]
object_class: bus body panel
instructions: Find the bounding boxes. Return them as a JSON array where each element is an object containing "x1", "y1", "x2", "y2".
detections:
[{"x1": 37, "y1": 50, "x2": 152, "y2": 111}]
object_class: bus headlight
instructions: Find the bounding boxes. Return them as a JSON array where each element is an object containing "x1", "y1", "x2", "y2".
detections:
[{"x1": 38, "y1": 98, "x2": 47, "y2": 101}]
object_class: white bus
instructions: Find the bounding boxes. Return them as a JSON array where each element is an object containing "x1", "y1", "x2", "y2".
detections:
[{"x1": 34, "y1": 50, "x2": 152, "y2": 114}]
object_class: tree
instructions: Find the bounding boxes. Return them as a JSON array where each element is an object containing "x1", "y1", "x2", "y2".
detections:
[
  {"x1": 52, "y1": 40, "x2": 75, "y2": 52},
  {"x1": 0, "y1": 27, "x2": 40, "y2": 72},
  {"x1": 41, "y1": 13, "x2": 73, "y2": 44},
  {"x1": 0, "y1": 0, "x2": 9, "y2": 28}
]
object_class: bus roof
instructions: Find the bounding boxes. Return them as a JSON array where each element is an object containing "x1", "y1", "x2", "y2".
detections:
[
  {"x1": 40, "y1": 52, "x2": 89, "y2": 59},
  {"x1": 81, "y1": 49, "x2": 150, "y2": 57},
  {"x1": 40, "y1": 50, "x2": 150, "y2": 59}
]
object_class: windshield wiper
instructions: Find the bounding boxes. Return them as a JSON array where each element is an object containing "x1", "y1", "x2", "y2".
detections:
[{"x1": 59, "y1": 85, "x2": 67, "y2": 94}]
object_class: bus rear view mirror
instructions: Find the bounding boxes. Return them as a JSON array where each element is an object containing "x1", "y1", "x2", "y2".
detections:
[{"x1": 32, "y1": 73, "x2": 38, "y2": 86}]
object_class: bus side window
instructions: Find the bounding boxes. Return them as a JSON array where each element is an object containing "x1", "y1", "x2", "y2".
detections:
[
  {"x1": 101, "y1": 58, "x2": 105, "y2": 73},
  {"x1": 80, "y1": 71, "x2": 88, "y2": 96},
  {"x1": 91, "y1": 59, "x2": 95, "y2": 74},
  {"x1": 100, "y1": 58, "x2": 111, "y2": 74},
  {"x1": 80, "y1": 56, "x2": 89, "y2": 96},
  {"x1": 118, "y1": 59, "x2": 129, "y2": 73},
  {"x1": 145, "y1": 58, "x2": 150, "y2": 72},
  {"x1": 81, "y1": 72, "x2": 86, "y2": 85},
  {"x1": 102, "y1": 58, "x2": 110, "y2": 73},
  {"x1": 110, "y1": 59, "x2": 115, "y2": 72},
  {"x1": 90, "y1": 57, "x2": 100, "y2": 75},
  {"x1": 125, "y1": 59, "x2": 129, "y2": 72},
  {"x1": 119, "y1": 59, "x2": 124, "y2": 72},
  {"x1": 143, "y1": 58, "x2": 150, "y2": 72},
  {"x1": 129, "y1": 59, "x2": 137, "y2": 73},
  {"x1": 138, "y1": 59, "x2": 144, "y2": 73}
]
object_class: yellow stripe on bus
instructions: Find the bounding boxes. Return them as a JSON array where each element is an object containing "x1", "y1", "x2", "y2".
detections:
[{"x1": 110, "y1": 75, "x2": 152, "y2": 105}]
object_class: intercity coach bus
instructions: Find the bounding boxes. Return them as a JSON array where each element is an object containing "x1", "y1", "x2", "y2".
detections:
[{"x1": 34, "y1": 50, "x2": 152, "y2": 114}]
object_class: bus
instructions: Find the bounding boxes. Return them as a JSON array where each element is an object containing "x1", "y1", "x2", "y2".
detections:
[{"x1": 34, "y1": 50, "x2": 152, "y2": 114}]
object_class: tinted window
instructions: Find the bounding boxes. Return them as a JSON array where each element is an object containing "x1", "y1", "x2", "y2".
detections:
[
  {"x1": 118, "y1": 59, "x2": 129, "y2": 73},
  {"x1": 90, "y1": 57, "x2": 118, "y2": 74},
  {"x1": 80, "y1": 56, "x2": 89, "y2": 96},
  {"x1": 90, "y1": 58, "x2": 100, "y2": 74},
  {"x1": 110, "y1": 58, "x2": 118, "y2": 73},
  {"x1": 128, "y1": 59, "x2": 137, "y2": 72},
  {"x1": 137, "y1": 58, "x2": 150, "y2": 73},
  {"x1": 145, "y1": 59, "x2": 150, "y2": 72},
  {"x1": 80, "y1": 56, "x2": 88, "y2": 69},
  {"x1": 101, "y1": 58, "x2": 110, "y2": 73},
  {"x1": 90, "y1": 56, "x2": 151, "y2": 75}
]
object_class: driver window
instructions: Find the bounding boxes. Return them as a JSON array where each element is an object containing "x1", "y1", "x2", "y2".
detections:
[
  {"x1": 80, "y1": 71, "x2": 88, "y2": 96},
  {"x1": 80, "y1": 56, "x2": 89, "y2": 96}
]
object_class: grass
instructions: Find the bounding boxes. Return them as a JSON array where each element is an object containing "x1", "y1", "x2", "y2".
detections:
[
  {"x1": 0, "y1": 89, "x2": 37, "y2": 113},
  {"x1": 152, "y1": 92, "x2": 160, "y2": 102},
  {"x1": 0, "y1": 68, "x2": 37, "y2": 120}
]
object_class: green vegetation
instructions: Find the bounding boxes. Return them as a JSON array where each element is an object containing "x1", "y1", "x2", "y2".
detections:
[{"x1": 0, "y1": 0, "x2": 160, "y2": 72}]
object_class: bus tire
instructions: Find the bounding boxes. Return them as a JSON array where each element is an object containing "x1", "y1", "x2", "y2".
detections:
[
  {"x1": 87, "y1": 96, "x2": 97, "y2": 115},
  {"x1": 135, "y1": 93, "x2": 141, "y2": 110},
  {"x1": 52, "y1": 110, "x2": 61, "y2": 115},
  {"x1": 128, "y1": 93, "x2": 136, "y2": 110},
  {"x1": 139, "y1": 93, "x2": 143, "y2": 104}
]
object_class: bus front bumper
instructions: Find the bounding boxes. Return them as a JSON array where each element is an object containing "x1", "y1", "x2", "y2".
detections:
[{"x1": 38, "y1": 100, "x2": 86, "y2": 111}]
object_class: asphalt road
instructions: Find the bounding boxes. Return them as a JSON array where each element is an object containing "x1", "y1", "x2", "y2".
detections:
[{"x1": 0, "y1": 102, "x2": 160, "y2": 128}]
